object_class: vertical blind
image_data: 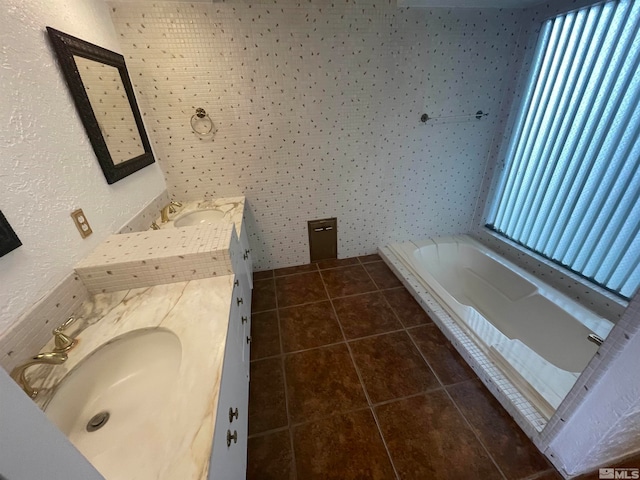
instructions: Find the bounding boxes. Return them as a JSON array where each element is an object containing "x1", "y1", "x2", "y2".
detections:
[{"x1": 487, "y1": 0, "x2": 640, "y2": 299}]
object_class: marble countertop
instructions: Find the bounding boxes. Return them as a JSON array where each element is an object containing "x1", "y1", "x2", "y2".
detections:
[
  {"x1": 29, "y1": 275, "x2": 235, "y2": 480},
  {"x1": 156, "y1": 196, "x2": 246, "y2": 237}
]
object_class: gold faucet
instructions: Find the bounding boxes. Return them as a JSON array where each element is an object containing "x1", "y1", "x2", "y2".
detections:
[
  {"x1": 160, "y1": 201, "x2": 183, "y2": 223},
  {"x1": 52, "y1": 316, "x2": 78, "y2": 353},
  {"x1": 10, "y1": 317, "x2": 77, "y2": 398},
  {"x1": 10, "y1": 351, "x2": 68, "y2": 398}
]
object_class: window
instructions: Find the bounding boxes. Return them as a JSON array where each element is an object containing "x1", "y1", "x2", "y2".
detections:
[{"x1": 486, "y1": 0, "x2": 640, "y2": 299}]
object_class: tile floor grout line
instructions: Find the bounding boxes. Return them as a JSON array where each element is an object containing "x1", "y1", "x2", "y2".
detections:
[
  {"x1": 273, "y1": 265, "x2": 319, "y2": 278},
  {"x1": 380, "y1": 263, "x2": 510, "y2": 480},
  {"x1": 272, "y1": 276, "x2": 298, "y2": 480},
  {"x1": 257, "y1": 258, "x2": 384, "y2": 280},
  {"x1": 287, "y1": 405, "x2": 377, "y2": 429},
  {"x1": 272, "y1": 260, "x2": 387, "y2": 279},
  {"x1": 253, "y1": 284, "x2": 411, "y2": 321},
  {"x1": 318, "y1": 270, "x2": 403, "y2": 480},
  {"x1": 405, "y1": 328, "x2": 451, "y2": 391},
  {"x1": 443, "y1": 384, "x2": 510, "y2": 480},
  {"x1": 247, "y1": 425, "x2": 290, "y2": 440},
  {"x1": 257, "y1": 325, "x2": 416, "y2": 361},
  {"x1": 403, "y1": 322, "x2": 510, "y2": 479},
  {"x1": 521, "y1": 469, "x2": 560, "y2": 480},
  {"x1": 360, "y1": 260, "x2": 383, "y2": 291},
  {"x1": 251, "y1": 307, "x2": 278, "y2": 315},
  {"x1": 367, "y1": 387, "x2": 444, "y2": 409}
]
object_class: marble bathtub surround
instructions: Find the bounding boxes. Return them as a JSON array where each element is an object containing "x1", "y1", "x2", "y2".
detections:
[
  {"x1": 28, "y1": 275, "x2": 235, "y2": 480},
  {"x1": 75, "y1": 223, "x2": 235, "y2": 293}
]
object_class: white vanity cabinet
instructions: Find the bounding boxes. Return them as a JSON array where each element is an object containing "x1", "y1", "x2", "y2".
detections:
[
  {"x1": 209, "y1": 223, "x2": 252, "y2": 479},
  {"x1": 208, "y1": 276, "x2": 251, "y2": 480}
]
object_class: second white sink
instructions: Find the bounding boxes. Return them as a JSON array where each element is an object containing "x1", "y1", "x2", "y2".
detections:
[{"x1": 174, "y1": 209, "x2": 225, "y2": 227}]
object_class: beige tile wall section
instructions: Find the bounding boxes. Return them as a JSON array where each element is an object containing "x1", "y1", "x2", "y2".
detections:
[
  {"x1": 0, "y1": 274, "x2": 90, "y2": 372},
  {"x1": 75, "y1": 223, "x2": 235, "y2": 293}
]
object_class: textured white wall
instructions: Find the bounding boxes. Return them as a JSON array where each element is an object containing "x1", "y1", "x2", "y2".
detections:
[
  {"x1": 109, "y1": 1, "x2": 528, "y2": 271},
  {"x1": 0, "y1": 0, "x2": 166, "y2": 335}
]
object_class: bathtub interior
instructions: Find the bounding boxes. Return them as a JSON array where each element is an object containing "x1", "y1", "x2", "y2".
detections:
[{"x1": 389, "y1": 235, "x2": 614, "y2": 421}]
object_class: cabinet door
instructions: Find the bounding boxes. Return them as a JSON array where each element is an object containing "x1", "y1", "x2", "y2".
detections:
[{"x1": 208, "y1": 317, "x2": 246, "y2": 479}]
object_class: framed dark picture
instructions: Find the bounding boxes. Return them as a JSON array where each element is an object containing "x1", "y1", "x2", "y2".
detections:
[{"x1": 0, "y1": 211, "x2": 22, "y2": 257}]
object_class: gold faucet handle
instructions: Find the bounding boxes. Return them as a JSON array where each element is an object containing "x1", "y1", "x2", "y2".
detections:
[
  {"x1": 168, "y1": 201, "x2": 183, "y2": 214},
  {"x1": 52, "y1": 317, "x2": 78, "y2": 353}
]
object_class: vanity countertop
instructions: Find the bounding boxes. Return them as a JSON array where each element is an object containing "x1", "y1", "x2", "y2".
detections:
[
  {"x1": 157, "y1": 196, "x2": 246, "y2": 237},
  {"x1": 30, "y1": 275, "x2": 235, "y2": 480}
]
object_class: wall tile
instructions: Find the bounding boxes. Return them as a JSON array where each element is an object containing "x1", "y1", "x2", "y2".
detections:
[{"x1": 108, "y1": 1, "x2": 527, "y2": 270}]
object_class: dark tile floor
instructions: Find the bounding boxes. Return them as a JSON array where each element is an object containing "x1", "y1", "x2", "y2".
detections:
[{"x1": 247, "y1": 255, "x2": 562, "y2": 480}]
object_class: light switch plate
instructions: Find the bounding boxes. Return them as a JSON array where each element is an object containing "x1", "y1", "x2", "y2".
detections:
[{"x1": 71, "y1": 208, "x2": 93, "y2": 239}]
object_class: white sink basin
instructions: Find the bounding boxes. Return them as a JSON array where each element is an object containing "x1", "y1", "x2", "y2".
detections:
[
  {"x1": 173, "y1": 209, "x2": 225, "y2": 227},
  {"x1": 45, "y1": 328, "x2": 182, "y2": 466}
]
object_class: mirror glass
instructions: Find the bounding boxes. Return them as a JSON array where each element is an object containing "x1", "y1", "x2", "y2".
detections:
[
  {"x1": 74, "y1": 56, "x2": 145, "y2": 165},
  {"x1": 47, "y1": 27, "x2": 155, "y2": 184}
]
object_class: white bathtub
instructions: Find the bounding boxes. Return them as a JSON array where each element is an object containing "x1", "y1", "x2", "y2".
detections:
[{"x1": 389, "y1": 235, "x2": 614, "y2": 419}]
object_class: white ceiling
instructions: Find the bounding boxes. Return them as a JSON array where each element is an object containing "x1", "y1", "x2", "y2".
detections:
[{"x1": 397, "y1": 0, "x2": 548, "y2": 8}]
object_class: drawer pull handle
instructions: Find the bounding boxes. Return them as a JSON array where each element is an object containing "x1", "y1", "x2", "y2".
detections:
[
  {"x1": 241, "y1": 316, "x2": 248, "y2": 324},
  {"x1": 226, "y1": 430, "x2": 237, "y2": 447},
  {"x1": 245, "y1": 249, "x2": 250, "y2": 255},
  {"x1": 234, "y1": 279, "x2": 239, "y2": 287},
  {"x1": 237, "y1": 297, "x2": 243, "y2": 306},
  {"x1": 243, "y1": 252, "x2": 248, "y2": 260},
  {"x1": 246, "y1": 336, "x2": 252, "y2": 344},
  {"x1": 229, "y1": 407, "x2": 239, "y2": 423}
]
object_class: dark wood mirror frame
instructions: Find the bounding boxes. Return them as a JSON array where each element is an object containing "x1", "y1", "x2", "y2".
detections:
[{"x1": 46, "y1": 27, "x2": 155, "y2": 184}]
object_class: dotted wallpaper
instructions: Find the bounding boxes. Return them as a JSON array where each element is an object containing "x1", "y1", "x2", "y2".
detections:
[{"x1": 108, "y1": 0, "x2": 528, "y2": 270}]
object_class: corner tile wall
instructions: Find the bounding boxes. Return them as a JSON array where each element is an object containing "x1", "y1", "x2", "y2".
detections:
[{"x1": 108, "y1": 0, "x2": 527, "y2": 270}]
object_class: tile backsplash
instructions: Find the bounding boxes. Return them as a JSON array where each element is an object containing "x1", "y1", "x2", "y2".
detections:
[
  {"x1": 0, "y1": 274, "x2": 89, "y2": 373},
  {"x1": 108, "y1": 1, "x2": 529, "y2": 270}
]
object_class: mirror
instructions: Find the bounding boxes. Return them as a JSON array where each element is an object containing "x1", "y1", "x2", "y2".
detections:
[{"x1": 46, "y1": 27, "x2": 154, "y2": 184}]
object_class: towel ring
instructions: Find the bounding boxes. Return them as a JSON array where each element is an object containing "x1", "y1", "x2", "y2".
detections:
[{"x1": 190, "y1": 107, "x2": 216, "y2": 136}]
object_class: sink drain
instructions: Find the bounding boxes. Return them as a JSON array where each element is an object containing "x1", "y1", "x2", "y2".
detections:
[{"x1": 86, "y1": 411, "x2": 110, "y2": 432}]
